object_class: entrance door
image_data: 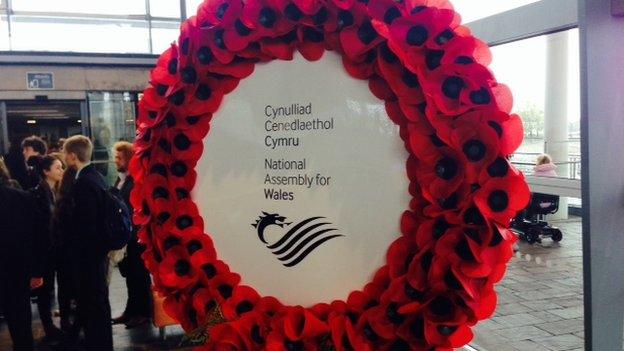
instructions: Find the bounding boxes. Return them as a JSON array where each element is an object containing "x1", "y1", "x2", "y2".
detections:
[{"x1": 5, "y1": 101, "x2": 83, "y2": 153}]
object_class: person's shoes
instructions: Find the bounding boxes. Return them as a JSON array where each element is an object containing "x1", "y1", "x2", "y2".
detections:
[
  {"x1": 125, "y1": 316, "x2": 150, "y2": 329},
  {"x1": 112, "y1": 314, "x2": 130, "y2": 325}
]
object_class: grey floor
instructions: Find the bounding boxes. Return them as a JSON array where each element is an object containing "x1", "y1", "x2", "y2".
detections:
[
  {"x1": 472, "y1": 217, "x2": 584, "y2": 351},
  {"x1": 1, "y1": 217, "x2": 584, "y2": 351}
]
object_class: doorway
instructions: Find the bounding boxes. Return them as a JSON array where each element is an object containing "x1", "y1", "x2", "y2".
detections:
[{"x1": 4, "y1": 101, "x2": 83, "y2": 153}]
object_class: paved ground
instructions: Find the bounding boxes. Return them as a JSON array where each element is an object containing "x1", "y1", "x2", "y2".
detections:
[
  {"x1": 1, "y1": 217, "x2": 584, "y2": 351},
  {"x1": 471, "y1": 217, "x2": 584, "y2": 351}
]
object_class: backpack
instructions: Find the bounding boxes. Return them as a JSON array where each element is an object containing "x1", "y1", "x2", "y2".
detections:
[{"x1": 103, "y1": 187, "x2": 132, "y2": 251}]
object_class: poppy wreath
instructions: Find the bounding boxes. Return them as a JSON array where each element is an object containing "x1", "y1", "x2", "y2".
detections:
[{"x1": 129, "y1": 0, "x2": 530, "y2": 349}]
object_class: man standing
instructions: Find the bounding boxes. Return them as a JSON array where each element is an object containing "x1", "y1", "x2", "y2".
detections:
[
  {"x1": 21, "y1": 135, "x2": 47, "y2": 189},
  {"x1": 111, "y1": 141, "x2": 152, "y2": 329},
  {"x1": 0, "y1": 174, "x2": 44, "y2": 351},
  {"x1": 63, "y1": 135, "x2": 112, "y2": 351}
]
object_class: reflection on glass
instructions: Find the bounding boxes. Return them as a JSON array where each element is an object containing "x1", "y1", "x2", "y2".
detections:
[
  {"x1": 88, "y1": 92, "x2": 137, "y2": 182},
  {"x1": 488, "y1": 29, "x2": 580, "y2": 180},
  {"x1": 11, "y1": 0, "x2": 146, "y2": 15},
  {"x1": 186, "y1": 0, "x2": 205, "y2": 17},
  {"x1": 451, "y1": 0, "x2": 541, "y2": 23},
  {"x1": 150, "y1": 0, "x2": 181, "y2": 18},
  {"x1": 10, "y1": 16, "x2": 151, "y2": 53},
  {"x1": 151, "y1": 21, "x2": 181, "y2": 54},
  {"x1": 0, "y1": 15, "x2": 9, "y2": 50}
]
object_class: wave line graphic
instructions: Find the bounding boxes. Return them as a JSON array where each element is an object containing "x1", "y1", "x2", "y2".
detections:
[
  {"x1": 271, "y1": 222, "x2": 332, "y2": 255},
  {"x1": 282, "y1": 234, "x2": 344, "y2": 267},
  {"x1": 266, "y1": 216, "x2": 325, "y2": 249},
  {"x1": 252, "y1": 212, "x2": 344, "y2": 267}
]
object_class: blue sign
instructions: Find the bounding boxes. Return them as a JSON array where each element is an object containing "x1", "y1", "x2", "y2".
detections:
[{"x1": 27, "y1": 72, "x2": 54, "y2": 90}]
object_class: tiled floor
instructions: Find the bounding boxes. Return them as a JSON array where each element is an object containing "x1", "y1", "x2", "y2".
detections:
[
  {"x1": 471, "y1": 217, "x2": 584, "y2": 351},
  {"x1": 1, "y1": 217, "x2": 584, "y2": 351},
  {"x1": 0, "y1": 270, "x2": 193, "y2": 351}
]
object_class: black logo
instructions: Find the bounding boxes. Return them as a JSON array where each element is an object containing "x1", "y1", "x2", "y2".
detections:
[{"x1": 252, "y1": 212, "x2": 343, "y2": 267}]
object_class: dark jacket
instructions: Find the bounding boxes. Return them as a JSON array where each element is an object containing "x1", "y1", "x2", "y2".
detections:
[
  {"x1": 114, "y1": 174, "x2": 134, "y2": 214},
  {"x1": 31, "y1": 181, "x2": 55, "y2": 260},
  {"x1": 69, "y1": 164, "x2": 108, "y2": 259},
  {"x1": 24, "y1": 155, "x2": 42, "y2": 190},
  {"x1": 0, "y1": 184, "x2": 44, "y2": 279}
]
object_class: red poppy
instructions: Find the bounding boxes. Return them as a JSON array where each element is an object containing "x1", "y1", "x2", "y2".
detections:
[
  {"x1": 377, "y1": 44, "x2": 426, "y2": 105},
  {"x1": 342, "y1": 49, "x2": 378, "y2": 79},
  {"x1": 329, "y1": 315, "x2": 374, "y2": 351},
  {"x1": 406, "y1": 244, "x2": 435, "y2": 291},
  {"x1": 191, "y1": 287, "x2": 218, "y2": 323},
  {"x1": 208, "y1": 271, "x2": 242, "y2": 304},
  {"x1": 474, "y1": 171, "x2": 530, "y2": 225},
  {"x1": 387, "y1": 7, "x2": 460, "y2": 62},
  {"x1": 206, "y1": 322, "x2": 253, "y2": 351},
  {"x1": 222, "y1": 285, "x2": 262, "y2": 320},
  {"x1": 415, "y1": 214, "x2": 456, "y2": 249},
  {"x1": 256, "y1": 296, "x2": 285, "y2": 318},
  {"x1": 242, "y1": 0, "x2": 295, "y2": 38},
  {"x1": 266, "y1": 306, "x2": 330, "y2": 351},
  {"x1": 163, "y1": 294, "x2": 196, "y2": 331},
  {"x1": 340, "y1": 19, "x2": 384, "y2": 59},
  {"x1": 296, "y1": 25, "x2": 327, "y2": 61},
  {"x1": 159, "y1": 247, "x2": 200, "y2": 290},
  {"x1": 368, "y1": 0, "x2": 406, "y2": 39},
  {"x1": 386, "y1": 236, "x2": 418, "y2": 279},
  {"x1": 196, "y1": 0, "x2": 242, "y2": 28},
  {"x1": 196, "y1": 259, "x2": 231, "y2": 287},
  {"x1": 421, "y1": 294, "x2": 472, "y2": 347}
]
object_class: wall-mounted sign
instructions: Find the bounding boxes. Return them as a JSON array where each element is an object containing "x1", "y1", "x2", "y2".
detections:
[
  {"x1": 26, "y1": 72, "x2": 54, "y2": 90},
  {"x1": 194, "y1": 54, "x2": 410, "y2": 306}
]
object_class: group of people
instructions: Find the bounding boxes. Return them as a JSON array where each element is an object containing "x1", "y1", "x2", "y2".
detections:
[{"x1": 0, "y1": 135, "x2": 152, "y2": 351}]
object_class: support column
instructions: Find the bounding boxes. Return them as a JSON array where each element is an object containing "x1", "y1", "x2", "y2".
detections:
[
  {"x1": 545, "y1": 30, "x2": 569, "y2": 219},
  {"x1": 579, "y1": 0, "x2": 624, "y2": 349}
]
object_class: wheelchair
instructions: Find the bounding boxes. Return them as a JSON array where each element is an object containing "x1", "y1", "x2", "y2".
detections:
[{"x1": 511, "y1": 193, "x2": 563, "y2": 244}]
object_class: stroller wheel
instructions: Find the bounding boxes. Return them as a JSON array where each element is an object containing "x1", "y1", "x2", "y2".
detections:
[
  {"x1": 526, "y1": 227, "x2": 541, "y2": 244},
  {"x1": 551, "y1": 229, "x2": 563, "y2": 242}
]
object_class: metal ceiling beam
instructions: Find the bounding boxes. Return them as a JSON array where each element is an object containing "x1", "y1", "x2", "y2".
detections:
[{"x1": 465, "y1": 0, "x2": 578, "y2": 46}]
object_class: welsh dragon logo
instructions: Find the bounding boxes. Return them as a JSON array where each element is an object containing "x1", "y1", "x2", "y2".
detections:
[{"x1": 252, "y1": 212, "x2": 343, "y2": 267}]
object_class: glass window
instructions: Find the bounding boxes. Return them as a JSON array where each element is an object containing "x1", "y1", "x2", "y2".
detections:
[
  {"x1": 11, "y1": 0, "x2": 146, "y2": 15},
  {"x1": 88, "y1": 92, "x2": 137, "y2": 182},
  {"x1": 10, "y1": 16, "x2": 151, "y2": 53},
  {"x1": 488, "y1": 29, "x2": 580, "y2": 179},
  {"x1": 451, "y1": 0, "x2": 541, "y2": 23},
  {"x1": 470, "y1": 30, "x2": 584, "y2": 350},
  {"x1": 0, "y1": 15, "x2": 9, "y2": 50},
  {"x1": 186, "y1": 0, "x2": 205, "y2": 17},
  {"x1": 150, "y1": 0, "x2": 181, "y2": 18},
  {"x1": 151, "y1": 20, "x2": 181, "y2": 54}
]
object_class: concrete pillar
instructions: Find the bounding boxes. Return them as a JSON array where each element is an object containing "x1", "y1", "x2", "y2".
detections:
[
  {"x1": 579, "y1": 0, "x2": 624, "y2": 349},
  {"x1": 544, "y1": 30, "x2": 569, "y2": 219}
]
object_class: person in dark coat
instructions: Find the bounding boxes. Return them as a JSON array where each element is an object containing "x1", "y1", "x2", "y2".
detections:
[
  {"x1": 3, "y1": 137, "x2": 27, "y2": 188},
  {"x1": 52, "y1": 166, "x2": 78, "y2": 333},
  {"x1": 110, "y1": 142, "x2": 152, "y2": 329},
  {"x1": 30, "y1": 155, "x2": 65, "y2": 342},
  {"x1": 21, "y1": 136, "x2": 47, "y2": 190},
  {"x1": 0, "y1": 159, "x2": 44, "y2": 351},
  {"x1": 63, "y1": 135, "x2": 113, "y2": 351}
]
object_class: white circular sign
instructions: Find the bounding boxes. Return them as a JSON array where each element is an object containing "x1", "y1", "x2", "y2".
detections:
[{"x1": 194, "y1": 53, "x2": 410, "y2": 306}]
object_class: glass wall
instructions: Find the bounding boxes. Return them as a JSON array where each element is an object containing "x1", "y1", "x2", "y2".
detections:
[
  {"x1": 0, "y1": 0, "x2": 183, "y2": 54},
  {"x1": 469, "y1": 28, "x2": 584, "y2": 351},
  {"x1": 88, "y1": 92, "x2": 137, "y2": 182},
  {"x1": 488, "y1": 29, "x2": 581, "y2": 180},
  {"x1": 452, "y1": 0, "x2": 542, "y2": 23}
]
